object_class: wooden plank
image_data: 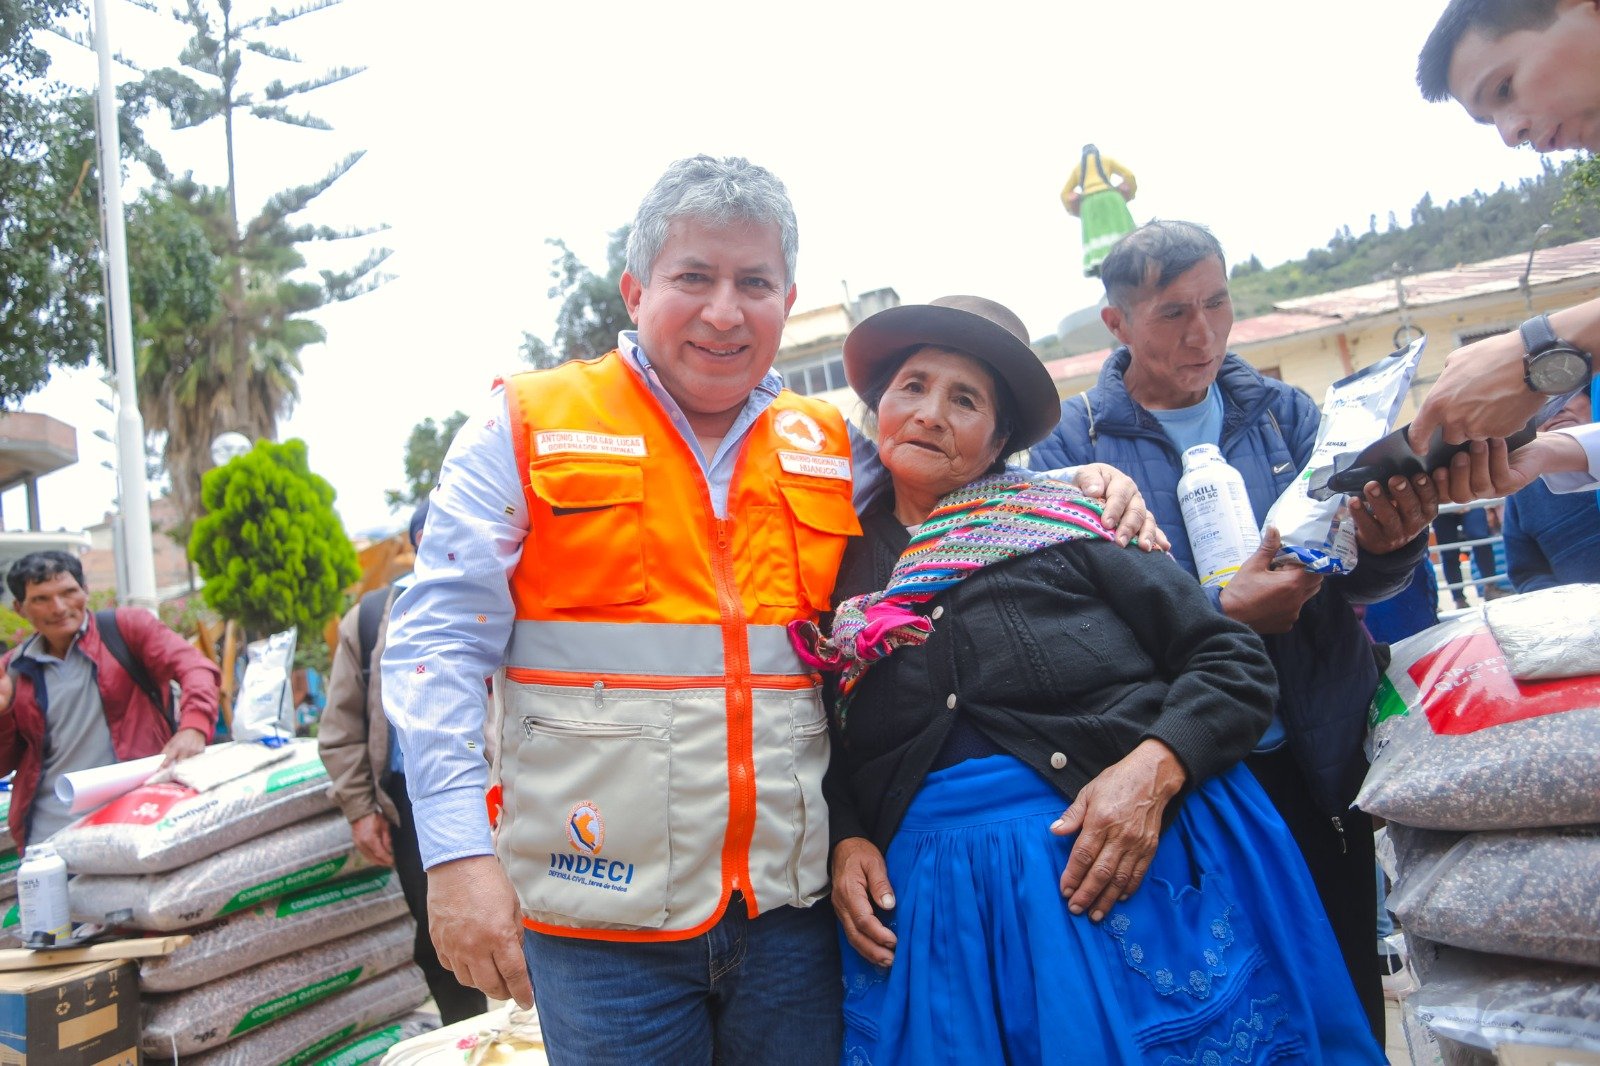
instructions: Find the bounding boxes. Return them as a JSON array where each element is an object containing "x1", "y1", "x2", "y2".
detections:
[{"x1": 0, "y1": 934, "x2": 191, "y2": 972}]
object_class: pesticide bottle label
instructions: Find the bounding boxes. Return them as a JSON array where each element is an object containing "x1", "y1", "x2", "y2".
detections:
[{"x1": 1178, "y1": 445, "x2": 1261, "y2": 588}]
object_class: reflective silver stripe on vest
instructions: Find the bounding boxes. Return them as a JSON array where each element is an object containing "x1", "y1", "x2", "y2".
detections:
[{"x1": 507, "y1": 620, "x2": 810, "y2": 677}]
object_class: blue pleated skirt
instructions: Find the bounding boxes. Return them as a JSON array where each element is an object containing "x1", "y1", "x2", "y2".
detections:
[{"x1": 839, "y1": 756, "x2": 1384, "y2": 1065}]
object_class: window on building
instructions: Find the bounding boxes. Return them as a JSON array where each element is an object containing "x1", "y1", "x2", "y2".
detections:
[{"x1": 788, "y1": 355, "x2": 846, "y2": 396}]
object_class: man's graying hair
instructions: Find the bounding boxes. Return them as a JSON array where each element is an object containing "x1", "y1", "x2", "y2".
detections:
[
  {"x1": 1101, "y1": 220, "x2": 1227, "y2": 310},
  {"x1": 1417, "y1": 0, "x2": 1564, "y2": 102},
  {"x1": 626, "y1": 155, "x2": 799, "y2": 287}
]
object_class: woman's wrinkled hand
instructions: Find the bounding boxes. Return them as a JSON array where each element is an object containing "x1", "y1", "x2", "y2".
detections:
[
  {"x1": 1051, "y1": 739, "x2": 1187, "y2": 922},
  {"x1": 831, "y1": 836, "x2": 897, "y2": 966},
  {"x1": 1071, "y1": 463, "x2": 1170, "y2": 552}
]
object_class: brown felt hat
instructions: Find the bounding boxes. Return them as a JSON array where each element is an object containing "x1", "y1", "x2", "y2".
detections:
[{"x1": 842, "y1": 295, "x2": 1060, "y2": 449}]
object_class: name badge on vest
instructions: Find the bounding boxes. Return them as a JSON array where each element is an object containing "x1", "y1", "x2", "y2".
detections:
[
  {"x1": 778, "y1": 450, "x2": 851, "y2": 481},
  {"x1": 535, "y1": 431, "x2": 648, "y2": 458}
]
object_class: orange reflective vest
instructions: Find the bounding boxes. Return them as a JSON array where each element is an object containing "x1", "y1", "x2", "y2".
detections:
[{"x1": 496, "y1": 352, "x2": 860, "y2": 941}]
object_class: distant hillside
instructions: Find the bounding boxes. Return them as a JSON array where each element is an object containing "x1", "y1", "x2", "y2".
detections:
[{"x1": 1229, "y1": 157, "x2": 1600, "y2": 317}]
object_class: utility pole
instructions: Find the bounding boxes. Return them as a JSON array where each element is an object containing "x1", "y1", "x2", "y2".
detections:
[{"x1": 92, "y1": 0, "x2": 159, "y2": 612}]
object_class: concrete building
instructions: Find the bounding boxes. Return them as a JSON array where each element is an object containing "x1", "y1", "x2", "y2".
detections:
[
  {"x1": 81, "y1": 493, "x2": 195, "y2": 601},
  {"x1": 774, "y1": 287, "x2": 902, "y2": 426},
  {"x1": 0, "y1": 413, "x2": 90, "y2": 577}
]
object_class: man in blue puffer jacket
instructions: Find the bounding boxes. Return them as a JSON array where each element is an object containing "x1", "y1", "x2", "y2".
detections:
[{"x1": 1032, "y1": 220, "x2": 1439, "y2": 1040}]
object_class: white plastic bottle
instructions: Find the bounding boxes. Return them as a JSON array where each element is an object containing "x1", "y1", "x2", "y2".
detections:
[{"x1": 1177, "y1": 444, "x2": 1261, "y2": 588}]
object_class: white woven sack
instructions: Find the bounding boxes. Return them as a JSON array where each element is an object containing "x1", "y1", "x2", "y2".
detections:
[
  {"x1": 180, "y1": 964, "x2": 429, "y2": 1066},
  {"x1": 140, "y1": 866, "x2": 408, "y2": 992},
  {"x1": 141, "y1": 914, "x2": 413, "y2": 1056},
  {"x1": 52, "y1": 739, "x2": 331, "y2": 874},
  {"x1": 70, "y1": 811, "x2": 367, "y2": 930},
  {"x1": 1485, "y1": 584, "x2": 1600, "y2": 681},
  {"x1": 294, "y1": 1012, "x2": 439, "y2": 1066}
]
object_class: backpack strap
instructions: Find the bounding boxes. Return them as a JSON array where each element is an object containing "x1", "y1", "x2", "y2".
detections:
[
  {"x1": 356, "y1": 587, "x2": 393, "y2": 690},
  {"x1": 95, "y1": 609, "x2": 173, "y2": 730}
]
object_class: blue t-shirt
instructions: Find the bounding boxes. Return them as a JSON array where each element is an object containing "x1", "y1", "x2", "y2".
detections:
[{"x1": 1148, "y1": 384, "x2": 1224, "y2": 454}]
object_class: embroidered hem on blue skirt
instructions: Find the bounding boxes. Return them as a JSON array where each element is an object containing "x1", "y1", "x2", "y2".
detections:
[{"x1": 839, "y1": 755, "x2": 1383, "y2": 1066}]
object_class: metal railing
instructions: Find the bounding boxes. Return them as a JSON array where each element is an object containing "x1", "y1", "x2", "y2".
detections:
[{"x1": 1430, "y1": 498, "x2": 1510, "y2": 616}]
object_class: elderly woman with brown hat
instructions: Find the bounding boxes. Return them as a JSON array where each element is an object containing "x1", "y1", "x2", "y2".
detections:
[{"x1": 793, "y1": 296, "x2": 1383, "y2": 1064}]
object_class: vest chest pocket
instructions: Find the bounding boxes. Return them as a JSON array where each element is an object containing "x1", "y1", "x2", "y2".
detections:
[
  {"x1": 528, "y1": 462, "x2": 646, "y2": 607},
  {"x1": 750, "y1": 480, "x2": 862, "y2": 611}
]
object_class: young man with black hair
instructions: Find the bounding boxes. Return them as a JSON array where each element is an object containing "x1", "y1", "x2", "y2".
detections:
[
  {"x1": 1411, "y1": 0, "x2": 1600, "y2": 500},
  {"x1": 0, "y1": 551, "x2": 219, "y2": 848}
]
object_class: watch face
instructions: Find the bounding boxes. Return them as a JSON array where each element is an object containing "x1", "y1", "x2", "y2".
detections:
[{"x1": 1529, "y1": 348, "x2": 1591, "y2": 393}]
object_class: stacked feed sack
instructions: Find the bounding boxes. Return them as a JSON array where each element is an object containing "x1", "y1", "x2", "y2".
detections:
[
  {"x1": 274, "y1": 1010, "x2": 440, "y2": 1066},
  {"x1": 1357, "y1": 584, "x2": 1600, "y2": 1066},
  {"x1": 48, "y1": 739, "x2": 430, "y2": 1061},
  {"x1": 179, "y1": 965, "x2": 431, "y2": 1066}
]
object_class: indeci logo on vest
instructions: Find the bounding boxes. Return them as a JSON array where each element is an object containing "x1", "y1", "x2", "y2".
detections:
[{"x1": 547, "y1": 800, "x2": 635, "y2": 893}]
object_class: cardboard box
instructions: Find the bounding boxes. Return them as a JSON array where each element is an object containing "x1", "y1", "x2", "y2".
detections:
[{"x1": 0, "y1": 959, "x2": 138, "y2": 1065}]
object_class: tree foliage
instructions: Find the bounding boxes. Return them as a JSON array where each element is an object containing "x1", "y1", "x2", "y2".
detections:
[
  {"x1": 386, "y1": 409, "x2": 467, "y2": 509},
  {"x1": 1229, "y1": 157, "x2": 1600, "y2": 316},
  {"x1": 125, "y1": 0, "x2": 390, "y2": 524},
  {"x1": 189, "y1": 438, "x2": 359, "y2": 637},
  {"x1": 128, "y1": 173, "x2": 325, "y2": 526},
  {"x1": 0, "y1": 0, "x2": 165, "y2": 405},
  {"x1": 520, "y1": 225, "x2": 631, "y2": 369}
]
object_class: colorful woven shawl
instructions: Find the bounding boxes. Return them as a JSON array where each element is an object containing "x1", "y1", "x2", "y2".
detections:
[{"x1": 789, "y1": 472, "x2": 1115, "y2": 726}]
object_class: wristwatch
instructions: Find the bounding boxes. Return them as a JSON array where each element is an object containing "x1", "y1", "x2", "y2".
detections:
[{"x1": 1519, "y1": 314, "x2": 1593, "y2": 394}]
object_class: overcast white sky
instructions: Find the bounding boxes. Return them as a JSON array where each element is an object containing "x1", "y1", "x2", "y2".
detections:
[{"x1": 8, "y1": 0, "x2": 1576, "y2": 539}]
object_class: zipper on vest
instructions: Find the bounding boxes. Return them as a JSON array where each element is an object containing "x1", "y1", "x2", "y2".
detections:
[
  {"x1": 1330, "y1": 814, "x2": 1347, "y2": 854},
  {"x1": 592, "y1": 680, "x2": 603, "y2": 708},
  {"x1": 712, "y1": 514, "x2": 758, "y2": 905}
]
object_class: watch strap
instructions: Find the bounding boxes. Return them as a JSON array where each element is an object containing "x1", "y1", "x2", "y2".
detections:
[{"x1": 1520, "y1": 313, "x2": 1559, "y2": 356}]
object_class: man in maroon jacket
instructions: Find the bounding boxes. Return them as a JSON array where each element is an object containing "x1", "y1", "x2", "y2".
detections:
[{"x1": 0, "y1": 551, "x2": 220, "y2": 849}]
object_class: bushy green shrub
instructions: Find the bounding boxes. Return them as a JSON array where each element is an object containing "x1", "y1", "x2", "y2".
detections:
[{"x1": 189, "y1": 439, "x2": 360, "y2": 638}]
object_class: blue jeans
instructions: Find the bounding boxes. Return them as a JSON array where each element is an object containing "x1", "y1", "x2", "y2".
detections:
[{"x1": 522, "y1": 898, "x2": 841, "y2": 1065}]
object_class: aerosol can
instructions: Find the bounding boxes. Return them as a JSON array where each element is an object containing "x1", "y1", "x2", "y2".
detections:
[{"x1": 17, "y1": 843, "x2": 71, "y2": 944}]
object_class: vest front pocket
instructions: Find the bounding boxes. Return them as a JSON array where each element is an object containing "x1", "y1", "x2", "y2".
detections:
[
  {"x1": 746, "y1": 689, "x2": 832, "y2": 909},
  {"x1": 527, "y1": 462, "x2": 646, "y2": 607},
  {"x1": 499, "y1": 707, "x2": 674, "y2": 929}
]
